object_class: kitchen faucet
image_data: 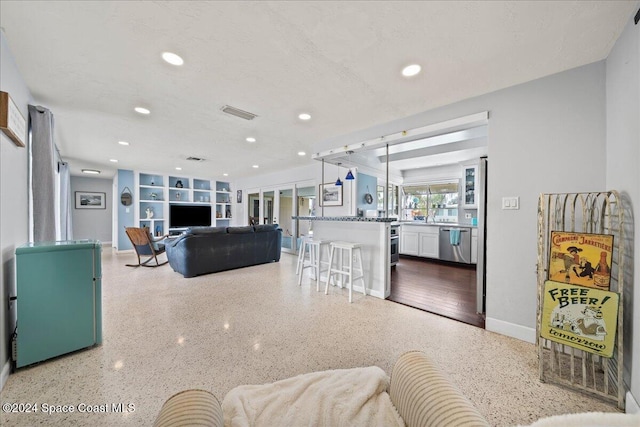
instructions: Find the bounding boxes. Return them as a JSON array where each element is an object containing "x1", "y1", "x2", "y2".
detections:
[{"x1": 425, "y1": 210, "x2": 435, "y2": 223}]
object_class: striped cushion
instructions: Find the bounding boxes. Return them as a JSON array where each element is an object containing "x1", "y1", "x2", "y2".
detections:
[
  {"x1": 390, "y1": 351, "x2": 490, "y2": 427},
  {"x1": 153, "y1": 389, "x2": 223, "y2": 427}
]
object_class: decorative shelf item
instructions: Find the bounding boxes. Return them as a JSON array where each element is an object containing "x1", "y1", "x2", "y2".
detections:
[
  {"x1": 0, "y1": 91, "x2": 26, "y2": 147},
  {"x1": 537, "y1": 191, "x2": 626, "y2": 409}
]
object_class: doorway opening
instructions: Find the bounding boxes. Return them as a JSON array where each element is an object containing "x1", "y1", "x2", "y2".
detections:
[{"x1": 248, "y1": 192, "x2": 260, "y2": 225}]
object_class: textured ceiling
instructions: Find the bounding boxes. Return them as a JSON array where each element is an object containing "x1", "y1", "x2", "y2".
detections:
[{"x1": 0, "y1": 1, "x2": 636, "y2": 178}]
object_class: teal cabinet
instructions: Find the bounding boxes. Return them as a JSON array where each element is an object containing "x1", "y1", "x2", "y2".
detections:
[{"x1": 15, "y1": 240, "x2": 102, "y2": 367}]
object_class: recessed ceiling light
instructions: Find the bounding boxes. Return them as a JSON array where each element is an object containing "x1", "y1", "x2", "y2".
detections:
[
  {"x1": 82, "y1": 169, "x2": 101, "y2": 175},
  {"x1": 298, "y1": 113, "x2": 311, "y2": 121},
  {"x1": 109, "y1": 159, "x2": 118, "y2": 163},
  {"x1": 135, "y1": 107, "x2": 150, "y2": 115},
  {"x1": 175, "y1": 167, "x2": 182, "y2": 171},
  {"x1": 402, "y1": 64, "x2": 421, "y2": 77},
  {"x1": 246, "y1": 137, "x2": 256, "y2": 143},
  {"x1": 298, "y1": 151, "x2": 306, "y2": 156},
  {"x1": 252, "y1": 165, "x2": 259, "y2": 168},
  {"x1": 162, "y1": 51, "x2": 184, "y2": 66},
  {"x1": 118, "y1": 140, "x2": 129, "y2": 146}
]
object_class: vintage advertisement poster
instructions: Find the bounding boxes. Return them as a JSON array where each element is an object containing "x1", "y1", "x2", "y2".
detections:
[
  {"x1": 549, "y1": 231, "x2": 614, "y2": 290},
  {"x1": 540, "y1": 280, "x2": 619, "y2": 357}
]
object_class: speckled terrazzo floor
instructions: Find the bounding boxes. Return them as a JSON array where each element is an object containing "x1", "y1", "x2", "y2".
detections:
[{"x1": 0, "y1": 248, "x2": 619, "y2": 426}]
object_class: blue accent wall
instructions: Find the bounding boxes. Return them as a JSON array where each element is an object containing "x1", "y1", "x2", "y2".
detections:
[
  {"x1": 356, "y1": 172, "x2": 377, "y2": 213},
  {"x1": 117, "y1": 169, "x2": 134, "y2": 250}
]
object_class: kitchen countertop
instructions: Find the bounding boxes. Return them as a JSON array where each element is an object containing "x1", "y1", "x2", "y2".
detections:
[
  {"x1": 292, "y1": 216, "x2": 397, "y2": 222},
  {"x1": 399, "y1": 221, "x2": 475, "y2": 228}
]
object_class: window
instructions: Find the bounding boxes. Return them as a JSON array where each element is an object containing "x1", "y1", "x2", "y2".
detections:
[
  {"x1": 377, "y1": 184, "x2": 399, "y2": 217},
  {"x1": 401, "y1": 181, "x2": 459, "y2": 222}
]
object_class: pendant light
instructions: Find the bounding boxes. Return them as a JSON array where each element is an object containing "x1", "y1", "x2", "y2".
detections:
[
  {"x1": 335, "y1": 162, "x2": 343, "y2": 186},
  {"x1": 345, "y1": 150, "x2": 355, "y2": 180}
]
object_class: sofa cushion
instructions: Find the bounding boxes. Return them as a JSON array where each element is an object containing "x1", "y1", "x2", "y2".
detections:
[
  {"x1": 154, "y1": 389, "x2": 223, "y2": 427},
  {"x1": 227, "y1": 226, "x2": 255, "y2": 234},
  {"x1": 390, "y1": 351, "x2": 489, "y2": 427},
  {"x1": 188, "y1": 226, "x2": 227, "y2": 235},
  {"x1": 253, "y1": 224, "x2": 278, "y2": 233},
  {"x1": 518, "y1": 412, "x2": 640, "y2": 427}
]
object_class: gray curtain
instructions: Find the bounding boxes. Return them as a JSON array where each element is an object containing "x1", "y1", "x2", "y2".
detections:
[
  {"x1": 28, "y1": 105, "x2": 56, "y2": 242},
  {"x1": 59, "y1": 161, "x2": 73, "y2": 240}
]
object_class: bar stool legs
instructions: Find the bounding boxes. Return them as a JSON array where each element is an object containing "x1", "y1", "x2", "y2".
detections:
[
  {"x1": 297, "y1": 239, "x2": 330, "y2": 291},
  {"x1": 324, "y1": 242, "x2": 365, "y2": 303},
  {"x1": 295, "y1": 236, "x2": 308, "y2": 276}
]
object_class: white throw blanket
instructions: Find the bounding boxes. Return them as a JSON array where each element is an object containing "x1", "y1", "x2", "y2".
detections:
[{"x1": 222, "y1": 366, "x2": 405, "y2": 427}]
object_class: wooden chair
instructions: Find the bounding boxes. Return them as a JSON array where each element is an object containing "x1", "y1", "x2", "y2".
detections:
[{"x1": 125, "y1": 227, "x2": 169, "y2": 267}]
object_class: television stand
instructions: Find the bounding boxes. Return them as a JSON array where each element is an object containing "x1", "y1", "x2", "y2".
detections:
[{"x1": 168, "y1": 228, "x2": 187, "y2": 236}]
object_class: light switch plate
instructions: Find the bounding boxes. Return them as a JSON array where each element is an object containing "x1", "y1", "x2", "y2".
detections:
[{"x1": 502, "y1": 196, "x2": 520, "y2": 210}]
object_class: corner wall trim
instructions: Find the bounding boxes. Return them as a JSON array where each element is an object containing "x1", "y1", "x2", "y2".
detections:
[
  {"x1": 0, "y1": 360, "x2": 10, "y2": 392},
  {"x1": 486, "y1": 317, "x2": 536, "y2": 343}
]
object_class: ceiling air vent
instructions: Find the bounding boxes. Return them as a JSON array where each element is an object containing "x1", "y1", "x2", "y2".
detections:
[
  {"x1": 221, "y1": 105, "x2": 258, "y2": 120},
  {"x1": 186, "y1": 156, "x2": 205, "y2": 162}
]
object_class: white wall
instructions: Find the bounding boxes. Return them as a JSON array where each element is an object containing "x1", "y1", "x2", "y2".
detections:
[
  {"x1": 605, "y1": 13, "x2": 639, "y2": 411},
  {"x1": 0, "y1": 31, "x2": 31, "y2": 390},
  {"x1": 70, "y1": 176, "x2": 113, "y2": 243}
]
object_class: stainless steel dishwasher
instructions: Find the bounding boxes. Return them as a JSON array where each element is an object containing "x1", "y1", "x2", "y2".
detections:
[{"x1": 438, "y1": 226, "x2": 472, "y2": 264}]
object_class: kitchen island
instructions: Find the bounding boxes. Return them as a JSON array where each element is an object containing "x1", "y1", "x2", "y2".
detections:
[{"x1": 293, "y1": 216, "x2": 395, "y2": 299}]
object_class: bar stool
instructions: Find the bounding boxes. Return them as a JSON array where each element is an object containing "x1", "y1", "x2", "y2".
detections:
[
  {"x1": 295, "y1": 236, "x2": 309, "y2": 276},
  {"x1": 297, "y1": 237, "x2": 331, "y2": 291},
  {"x1": 324, "y1": 241, "x2": 365, "y2": 303}
]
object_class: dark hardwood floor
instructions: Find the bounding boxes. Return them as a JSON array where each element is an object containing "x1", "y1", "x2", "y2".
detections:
[{"x1": 389, "y1": 255, "x2": 485, "y2": 328}]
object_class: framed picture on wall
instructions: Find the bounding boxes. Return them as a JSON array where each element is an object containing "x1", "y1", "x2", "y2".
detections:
[
  {"x1": 319, "y1": 183, "x2": 343, "y2": 207},
  {"x1": 75, "y1": 191, "x2": 106, "y2": 209}
]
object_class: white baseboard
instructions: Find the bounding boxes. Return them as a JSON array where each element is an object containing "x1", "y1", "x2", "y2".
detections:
[
  {"x1": 363, "y1": 287, "x2": 385, "y2": 299},
  {"x1": 486, "y1": 317, "x2": 536, "y2": 343},
  {"x1": 627, "y1": 391, "x2": 640, "y2": 414},
  {"x1": 1, "y1": 359, "x2": 11, "y2": 392}
]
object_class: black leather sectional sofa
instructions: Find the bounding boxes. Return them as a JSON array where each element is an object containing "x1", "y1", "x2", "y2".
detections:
[{"x1": 165, "y1": 225, "x2": 282, "y2": 278}]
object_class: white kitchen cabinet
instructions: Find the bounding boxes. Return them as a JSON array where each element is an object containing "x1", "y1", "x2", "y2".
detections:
[
  {"x1": 400, "y1": 229, "x2": 419, "y2": 256},
  {"x1": 400, "y1": 225, "x2": 439, "y2": 259},
  {"x1": 471, "y1": 228, "x2": 478, "y2": 264},
  {"x1": 418, "y1": 227, "x2": 439, "y2": 258},
  {"x1": 462, "y1": 165, "x2": 478, "y2": 209}
]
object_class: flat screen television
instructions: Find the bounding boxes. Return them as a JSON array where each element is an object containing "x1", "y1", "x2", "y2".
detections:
[{"x1": 169, "y1": 204, "x2": 212, "y2": 228}]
